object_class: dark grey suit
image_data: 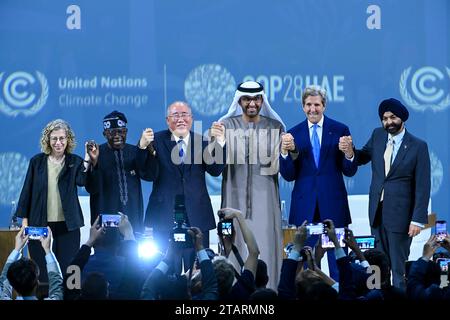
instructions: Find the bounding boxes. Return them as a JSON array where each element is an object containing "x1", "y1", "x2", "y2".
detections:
[{"x1": 356, "y1": 127, "x2": 430, "y2": 289}]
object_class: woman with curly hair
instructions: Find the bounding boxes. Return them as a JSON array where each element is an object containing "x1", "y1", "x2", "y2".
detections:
[{"x1": 16, "y1": 119, "x2": 90, "y2": 282}]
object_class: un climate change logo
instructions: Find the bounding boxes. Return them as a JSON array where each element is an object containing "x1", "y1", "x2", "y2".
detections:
[
  {"x1": 400, "y1": 66, "x2": 450, "y2": 112},
  {"x1": 0, "y1": 71, "x2": 48, "y2": 117},
  {"x1": 184, "y1": 64, "x2": 236, "y2": 116}
]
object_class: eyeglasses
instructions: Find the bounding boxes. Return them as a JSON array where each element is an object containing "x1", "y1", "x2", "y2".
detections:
[
  {"x1": 240, "y1": 95, "x2": 263, "y2": 104},
  {"x1": 50, "y1": 136, "x2": 67, "y2": 143},
  {"x1": 168, "y1": 112, "x2": 192, "y2": 120},
  {"x1": 105, "y1": 128, "x2": 127, "y2": 135}
]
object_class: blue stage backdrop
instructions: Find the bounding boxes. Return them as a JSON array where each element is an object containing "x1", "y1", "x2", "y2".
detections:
[{"x1": 0, "y1": 0, "x2": 448, "y2": 230}]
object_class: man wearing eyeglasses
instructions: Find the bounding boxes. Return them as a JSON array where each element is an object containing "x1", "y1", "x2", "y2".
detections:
[
  {"x1": 85, "y1": 110, "x2": 150, "y2": 233},
  {"x1": 218, "y1": 81, "x2": 286, "y2": 289},
  {"x1": 137, "y1": 101, "x2": 226, "y2": 251}
]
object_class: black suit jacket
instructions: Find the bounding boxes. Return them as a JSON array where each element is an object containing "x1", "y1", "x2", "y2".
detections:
[
  {"x1": 137, "y1": 130, "x2": 226, "y2": 235},
  {"x1": 355, "y1": 128, "x2": 430, "y2": 232},
  {"x1": 16, "y1": 153, "x2": 87, "y2": 231}
]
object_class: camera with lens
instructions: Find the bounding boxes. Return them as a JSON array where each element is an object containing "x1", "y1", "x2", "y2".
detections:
[
  {"x1": 171, "y1": 195, "x2": 193, "y2": 249},
  {"x1": 217, "y1": 210, "x2": 234, "y2": 238}
]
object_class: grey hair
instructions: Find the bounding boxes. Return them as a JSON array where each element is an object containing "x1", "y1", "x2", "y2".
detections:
[
  {"x1": 166, "y1": 101, "x2": 192, "y2": 117},
  {"x1": 212, "y1": 256, "x2": 235, "y2": 297},
  {"x1": 302, "y1": 85, "x2": 327, "y2": 108}
]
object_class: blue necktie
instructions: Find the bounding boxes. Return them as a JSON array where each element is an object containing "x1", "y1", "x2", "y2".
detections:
[
  {"x1": 311, "y1": 124, "x2": 320, "y2": 168},
  {"x1": 178, "y1": 139, "x2": 185, "y2": 163}
]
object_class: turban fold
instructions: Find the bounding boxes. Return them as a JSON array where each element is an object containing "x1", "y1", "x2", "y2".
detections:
[{"x1": 378, "y1": 98, "x2": 409, "y2": 122}]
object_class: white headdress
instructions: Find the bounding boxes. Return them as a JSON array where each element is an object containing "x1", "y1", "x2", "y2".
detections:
[{"x1": 218, "y1": 81, "x2": 286, "y2": 130}]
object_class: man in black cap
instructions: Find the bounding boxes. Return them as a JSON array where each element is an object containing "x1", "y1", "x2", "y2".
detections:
[
  {"x1": 340, "y1": 98, "x2": 430, "y2": 290},
  {"x1": 85, "y1": 110, "x2": 150, "y2": 233}
]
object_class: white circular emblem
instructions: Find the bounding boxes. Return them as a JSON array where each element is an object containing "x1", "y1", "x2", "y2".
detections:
[
  {"x1": 184, "y1": 64, "x2": 236, "y2": 116},
  {"x1": 400, "y1": 66, "x2": 450, "y2": 112},
  {"x1": 0, "y1": 71, "x2": 48, "y2": 117}
]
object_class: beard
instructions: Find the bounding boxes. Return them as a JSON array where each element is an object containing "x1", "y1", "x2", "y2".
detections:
[
  {"x1": 384, "y1": 121, "x2": 403, "y2": 134},
  {"x1": 242, "y1": 105, "x2": 261, "y2": 118}
]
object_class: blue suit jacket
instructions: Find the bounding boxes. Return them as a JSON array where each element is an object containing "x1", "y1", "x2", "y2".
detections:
[
  {"x1": 137, "y1": 130, "x2": 225, "y2": 235},
  {"x1": 280, "y1": 116, "x2": 357, "y2": 227},
  {"x1": 355, "y1": 128, "x2": 430, "y2": 232}
]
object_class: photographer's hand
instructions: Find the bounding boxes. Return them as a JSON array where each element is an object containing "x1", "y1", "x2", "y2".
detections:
[
  {"x1": 323, "y1": 219, "x2": 340, "y2": 249},
  {"x1": 422, "y1": 235, "x2": 440, "y2": 260},
  {"x1": 293, "y1": 220, "x2": 307, "y2": 252},
  {"x1": 441, "y1": 233, "x2": 450, "y2": 252},
  {"x1": 303, "y1": 247, "x2": 316, "y2": 271},
  {"x1": 314, "y1": 238, "x2": 326, "y2": 265},
  {"x1": 14, "y1": 226, "x2": 29, "y2": 252},
  {"x1": 188, "y1": 227, "x2": 204, "y2": 252},
  {"x1": 218, "y1": 207, "x2": 242, "y2": 220},
  {"x1": 40, "y1": 227, "x2": 53, "y2": 255},
  {"x1": 85, "y1": 216, "x2": 104, "y2": 247},
  {"x1": 343, "y1": 228, "x2": 366, "y2": 262},
  {"x1": 118, "y1": 212, "x2": 135, "y2": 241}
]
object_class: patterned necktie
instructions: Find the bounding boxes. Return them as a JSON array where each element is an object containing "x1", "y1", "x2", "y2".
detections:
[
  {"x1": 311, "y1": 124, "x2": 320, "y2": 168},
  {"x1": 178, "y1": 139, "x2": 185, "y2": 163}
]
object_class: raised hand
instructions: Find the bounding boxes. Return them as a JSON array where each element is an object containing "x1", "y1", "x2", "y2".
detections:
[
  {"x1": 85, "y1": 140, "x2": 99, "y2": 166},
  {"x1": 281, "y1": 133, "x2": 295, "y2": 155},
  {"x1": 210, "y1": 122, "x2": 226, "y2": 144},
  {"x1": 218, "y1": 207, "x2": 242, "y2": 220},
  {"x1": 188, "y1": 227, "x2": 204, "y2": 252},
  {"x1": 139, "y1": 128, "x2": 154, "y2": 149},
  {"x1": 338, "y1": 135, "x2": 354, "y2": 159}
]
